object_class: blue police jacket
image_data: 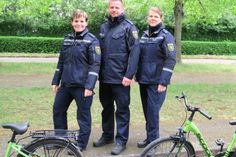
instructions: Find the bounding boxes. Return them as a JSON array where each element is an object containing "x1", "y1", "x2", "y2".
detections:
[
  {"x1": 52, "y1": 28, "x2": 101, "y2": 90},
  {"x1": 99, "y1": 14, "x2": 140, "y2": 84},
  {"x1": 136, "y1": 23, "x2": 176, "y2": 86}
]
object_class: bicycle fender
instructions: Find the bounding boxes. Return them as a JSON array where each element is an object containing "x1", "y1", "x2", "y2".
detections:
[
  {"x1": 170, "y1": 135, "x2": 196, "y2": 155},
  {"x1": 23, "y1": 137, "x2": 74, "y2": 149}
]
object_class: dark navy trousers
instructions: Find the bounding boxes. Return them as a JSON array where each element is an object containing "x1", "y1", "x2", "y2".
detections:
[
  {"x1": 53, "y1": 86, "x2": 92, "y2": 149},
  {"x1": 139, "y1": 84, "x2": 166, "y2": 143},
  {"x1": 99, "y1": 83, "x2": 130, "y2": 145}
]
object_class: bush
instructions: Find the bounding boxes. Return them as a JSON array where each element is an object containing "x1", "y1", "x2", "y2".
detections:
[
  {"x1": 182, "y1": 41, "x2": 236, "y2": 55},
  {"x1": 0, "y1": 36, "x2": 62, "y2": 53},
  {"x1": 1, "y1": 36, "x2": 236, "y2": 55}
]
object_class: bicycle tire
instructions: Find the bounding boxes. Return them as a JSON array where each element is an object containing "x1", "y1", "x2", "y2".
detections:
[
  {"x1": 140, "y1": 136, "x2": 195, "y2": 157},
  {"x1": 17, "y1": 138, "x2": 83, "y2": 157}
]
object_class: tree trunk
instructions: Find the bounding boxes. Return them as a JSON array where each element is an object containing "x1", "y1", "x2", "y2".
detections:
[{"x1": 174, "y1": 0, "x2": 184, "y2": 63}]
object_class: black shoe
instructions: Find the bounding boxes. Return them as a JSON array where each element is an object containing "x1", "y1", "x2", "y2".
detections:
[
  {"x1": 111, "y1": 143, "x2": 126, "y2": 155},
  {"x1": 93, "y1": 136, "x2": 113, "y2": 147},
  {"x1": 137, "y1": 139, "x2": 149, "y2": 148}
]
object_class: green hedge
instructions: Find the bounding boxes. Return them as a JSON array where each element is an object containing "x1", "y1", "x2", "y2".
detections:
[
  {"x1": 182, "y1": 41, "x2": 236, "y2": 55},
  {"x1": 0, "y1": 36, "x2": 62, "y2": 53},
  {"x1": 1, "y1": 36, "x2": 236, "y2": 55}
]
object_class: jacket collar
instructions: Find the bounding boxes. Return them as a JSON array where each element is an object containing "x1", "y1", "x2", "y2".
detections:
[
  {"x1": 144, "y1": 23, "x2": 165, "y2": 37},
  {"x1": 74, "y1": 28, "x2": 89, "y2": 38},
  {"x1": 108, "y1": 14, "x2": 125, "y2": 27}
]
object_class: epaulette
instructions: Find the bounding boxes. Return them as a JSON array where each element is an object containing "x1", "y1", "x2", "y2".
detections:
[
  {"x1": 65, "y1": 33, "x2": 74, "y2": 38},
  {"x1": 124, "y1": 19, "x2": 134, "y2": 25},
  {"x1": 101, "y1": 19, "x2": 108, "y2": 25},
  {"x1": 162, "y1": 29, "x2": 169, "y2": 34},
  {"x1": 87, "y1": 32, "x2": 96, "y2": 39}
]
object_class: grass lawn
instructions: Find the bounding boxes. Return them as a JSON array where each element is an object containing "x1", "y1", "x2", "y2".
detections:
[{"x1": 0, "y1": 62, "x2": 236, "y2": 130}]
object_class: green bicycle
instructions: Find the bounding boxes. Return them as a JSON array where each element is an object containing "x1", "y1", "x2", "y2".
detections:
[
  {"x1": 2, "y1": 122, "x2": 83, "y2": 157},
  {"x1": 140, "y1": 92, "x2": 236, "y2": 157}
]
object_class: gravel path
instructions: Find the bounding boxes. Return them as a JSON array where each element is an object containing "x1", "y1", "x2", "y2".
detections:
[{"x1": 1, "y1": 57, "x2": 236, "y2": 64}]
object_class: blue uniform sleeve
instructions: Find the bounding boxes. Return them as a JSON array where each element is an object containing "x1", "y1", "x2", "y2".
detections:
[
  {"x1": 125, "y1": 25, "x2": 140, "y2": 79},
  {"x1": 51, "y1": 42, "x2": 64, "y2": 85},
  {"x1": 159, "y1": 33, "x2": 176, "y2": 86},
  {"x1": 84, "y1": 38, "x2": 101, "y2": 90}
]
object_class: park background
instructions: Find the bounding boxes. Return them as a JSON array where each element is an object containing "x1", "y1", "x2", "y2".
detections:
[{"x1": 1, "y1": 0, "x2": 236, "y2": 156}]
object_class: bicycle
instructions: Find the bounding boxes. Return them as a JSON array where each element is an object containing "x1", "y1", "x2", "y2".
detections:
[
  {"x1": 2, "y1": 122, "x2": 84, "y2": 157},
  {"x1": 140, "y1": 92, "x2": 236, "y2": 157}
]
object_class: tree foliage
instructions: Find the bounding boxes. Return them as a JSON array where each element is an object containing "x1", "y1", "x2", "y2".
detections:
[{"x1": 0, "y1": 0, "x2": 235, "y2": 40}]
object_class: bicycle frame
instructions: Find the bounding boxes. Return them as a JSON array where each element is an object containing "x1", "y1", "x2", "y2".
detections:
[
  {"x1": 183, "y1": 120, "x2": 214, "y2": 157},
  {"x1": 183, "y1": 120, "x2": 236, "y2": 157},
  {"x1": 224, "y1": 133, "x2": 236, "y2": 157},
  {"x1": 4, "y1": 141, "x2": 31, "y2": 157}
]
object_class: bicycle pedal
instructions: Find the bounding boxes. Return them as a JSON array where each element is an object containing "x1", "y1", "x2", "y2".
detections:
[{"x1": 215, "y1": 138, "x2": 224, "y2": 146}]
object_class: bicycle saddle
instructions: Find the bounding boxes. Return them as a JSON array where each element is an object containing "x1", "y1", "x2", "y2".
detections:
[
  {"x1": 2, "y1": 123, "x2": 29, "y2": 135},
  {"x1": 229, "y1": 120, "x2": 236, "y2": 126}
]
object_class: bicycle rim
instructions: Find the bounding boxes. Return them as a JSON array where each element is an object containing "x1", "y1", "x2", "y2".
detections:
[
  {"x1": 140, "y1": 137, "x2": 195, "y2": 157},
  {"x1": 20, "y1": 138, "x2": 83, "y2": 157}
]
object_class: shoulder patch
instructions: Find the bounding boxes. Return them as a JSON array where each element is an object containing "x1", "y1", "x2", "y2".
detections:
[
  {"x1": 95, "y1": 46, "x2": 101, "y2": 55},
  {"x1": 167, "y1": 43, "x2": 174, "y2": 52},
  {"x1": 132, "y1": 31, "x2": 138, "y2": 39}
]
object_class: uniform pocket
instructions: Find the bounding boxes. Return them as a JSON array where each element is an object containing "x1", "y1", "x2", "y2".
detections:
[
  {"x1": 112, "y1": 31, "x2": 125, "y2": 39},
  {"x1": 107, "y1": 53, "x2": 128, "y2": 77}
]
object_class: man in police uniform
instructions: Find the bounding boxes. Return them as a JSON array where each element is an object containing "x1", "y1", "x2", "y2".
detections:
[
  {"x1": 93, "y1": 0, "x2": 140, "y2": 155},
  {"x1": 51, "y1": 9, "x2": 101, "y2": 151}
]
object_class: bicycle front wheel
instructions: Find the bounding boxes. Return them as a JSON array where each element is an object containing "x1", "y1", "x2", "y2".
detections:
[
  {"x1": 18, "y1": 138, "x2": 83, "y2": 157},
  {"x1": 140, "y1": 137, "x2": 195, "y2": 157}
]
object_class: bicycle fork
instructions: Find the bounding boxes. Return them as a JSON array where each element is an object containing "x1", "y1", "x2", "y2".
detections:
[{"x1": 223, "y1": 133, "x2": 236, "y2": 157}]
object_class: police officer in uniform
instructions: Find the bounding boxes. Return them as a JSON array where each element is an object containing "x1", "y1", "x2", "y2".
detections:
[
  {"x1": 93, "y1": 0, "x2": 140, "y2": 155},
  {"x1": 136, "y1": 7, "x2": 176, "y2": 148},
  {"x1": 51, "y1": 9, "x2": 101, "y2": 151}
]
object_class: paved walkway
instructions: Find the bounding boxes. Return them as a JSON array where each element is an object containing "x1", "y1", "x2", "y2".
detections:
[
  {"x1": 1, "y1": 57, "x2": 236, "y2": 64},
  {"x1": 1, "y1": 119, "x2": 234, "y2": 156}
]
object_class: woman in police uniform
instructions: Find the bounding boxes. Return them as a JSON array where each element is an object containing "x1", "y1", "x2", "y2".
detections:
[
  {"x1": 136, "y1": 7, "x2": 176, "y2": 148},
  {"x1": 51, "y1": 9, "x2": 101, "y2": 151}
]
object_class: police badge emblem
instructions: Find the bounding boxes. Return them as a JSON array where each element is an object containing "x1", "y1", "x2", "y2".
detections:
[
  {"x1": 132, "y1": 31, "x2": 138, "y2": 39},
  {"x1": 167, "y1": 43, "x2": 174, "y2": 52},
  {"x1": 95, "y1": 46, "x2": 101, "y2": 55}
]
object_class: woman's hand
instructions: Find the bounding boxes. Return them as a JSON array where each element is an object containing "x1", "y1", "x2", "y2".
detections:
[
  {"x1": 157, "y1": 84, "x2": 166, "y2": 93},
  {"x1": 84, "y1": 89, "x2": 93, "y2": 97},
  {"x1": 52, "y1": 85, "x2": 59, "y2": 93}
]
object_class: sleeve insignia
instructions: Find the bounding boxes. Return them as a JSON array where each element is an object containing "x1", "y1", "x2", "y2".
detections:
[
  {"x1": 167, "y1": 43, "x2": 174, "y2": 52},
  {"x1": 95, "y1": 46, "x2": 101, "y2": 55},
  {"x1": 132, "y1": 31, "x2": 138, "y2": 39}
]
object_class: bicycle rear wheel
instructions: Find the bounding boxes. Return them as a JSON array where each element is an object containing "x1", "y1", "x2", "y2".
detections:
[
  {"x1": 18, "y1": 138, "x2": 83, "y2": 157},
  {"x1": 140, "y1": 137, "x2": 195, "y2": 157}
]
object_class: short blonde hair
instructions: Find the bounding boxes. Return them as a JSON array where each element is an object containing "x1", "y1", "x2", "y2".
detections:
[
  {"x1": 149, "y1": 7, "x2": 163, "y2": 19},
  {"x1": 109, "y1": 0, "x2": 124, "y2": 5},
  {"x1": 71, "y1": 9, "x2": 88, "y2": 21},
  {"x1": 109, "y1": 0, "x2": 123, "y2": 3}
]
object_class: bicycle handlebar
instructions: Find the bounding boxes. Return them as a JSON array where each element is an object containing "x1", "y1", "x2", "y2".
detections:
[
  {"x1": 176, "y1": 92, "x2": 212, "y2": 120},
  {"x1": 199, "y1": 109, "x2": 212, "y2": 120}
]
